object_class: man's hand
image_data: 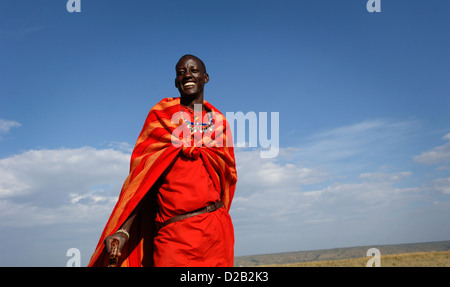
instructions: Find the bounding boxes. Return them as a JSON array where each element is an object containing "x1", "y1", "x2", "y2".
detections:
[{"x1": 104, "y1": 232, "x2": 129, "y2": 257}]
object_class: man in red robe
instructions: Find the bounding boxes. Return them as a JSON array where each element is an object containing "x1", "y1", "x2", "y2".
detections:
[{"x1": 88, "y1": 55, "x2": 237, "y2": 267}]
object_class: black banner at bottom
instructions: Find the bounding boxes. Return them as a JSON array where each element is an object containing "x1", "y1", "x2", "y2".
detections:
[{"x1": 1, "y1": 266, "x2": 446, "y2": 286}]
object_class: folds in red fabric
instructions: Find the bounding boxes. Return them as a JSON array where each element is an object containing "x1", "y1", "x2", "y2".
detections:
[{"x1": 88, "y1": 97, "x2": 237, "y2": 267}]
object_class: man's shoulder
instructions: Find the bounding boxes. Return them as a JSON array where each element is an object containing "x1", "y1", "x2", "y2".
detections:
[
  {"x1": 158, "y1": 97, "x2": 178, "y2": 104},
  {"x1": 150, "y1": 97, "x2": 180, "y2": 110}
]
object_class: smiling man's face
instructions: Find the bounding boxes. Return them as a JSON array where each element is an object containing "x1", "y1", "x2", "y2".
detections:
[{"x1": 175, "y1": 56, "x2": 209, "y2": 99}]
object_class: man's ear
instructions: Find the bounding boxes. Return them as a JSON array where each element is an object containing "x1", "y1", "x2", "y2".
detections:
[
  {"x1": 175, "y1": 78, "x2": 179, "y2": 88},
  {"x1": 204, "y1": 73, "x2": 209, "y2": 84}
]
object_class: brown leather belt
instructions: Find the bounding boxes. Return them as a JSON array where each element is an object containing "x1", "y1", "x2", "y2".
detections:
[{"x1": 158, "y1": 201, "x2": 224, "y2": 230}]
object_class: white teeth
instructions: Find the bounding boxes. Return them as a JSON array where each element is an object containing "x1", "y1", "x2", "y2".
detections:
[{"x1": 183, "y1": 82, "x2": 195, "y2": 87}]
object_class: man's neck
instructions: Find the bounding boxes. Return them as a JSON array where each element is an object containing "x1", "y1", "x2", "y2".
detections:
[{"x1": 180, "y1": 94, "x2": 204, "y2": 110}]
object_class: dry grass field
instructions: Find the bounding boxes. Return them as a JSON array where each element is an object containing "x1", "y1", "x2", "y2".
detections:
[
  {"x1": 234, "y1": 240, "x2": 450, "y2": 267},
  {"x1": 260, "y1": 250, "x2": 450, "y2": 267}
]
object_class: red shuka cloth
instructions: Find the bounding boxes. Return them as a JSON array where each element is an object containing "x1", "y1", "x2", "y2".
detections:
[
  {"x1": 88, "y1": 97, "x2": 237, "y2": 267},
  {"x1": 153, "y1": 106, "x2": 234, "y2": 266}
]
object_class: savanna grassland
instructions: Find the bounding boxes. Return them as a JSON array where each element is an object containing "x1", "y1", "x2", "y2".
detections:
[
  {"x1": 234, "y1": 241, "x2": 450, "y2": 267},
  {"x1": 260, "y1": 251, "x2": 450, "y2": 267}
]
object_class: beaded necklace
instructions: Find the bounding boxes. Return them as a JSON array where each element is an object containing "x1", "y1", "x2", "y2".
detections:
[{"x1": 180, "y1": 105, "x2": 214, "y2": 133}]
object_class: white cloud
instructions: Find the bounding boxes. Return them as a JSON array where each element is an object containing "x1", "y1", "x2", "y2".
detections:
[
  {"x1": 0, "y1": 146, "x2": 133, "y2": 266},
  {"x1": 232, "y1": 144, "x2": 427, "y2": 255},
  {"x1": 0, "y1": 119, "x2": 21, "y2": 137},
  {"x1": 106, "y1": 141, "x2": 134, "y2": 153},
  {"x1": 358, "y1": 171, "x2": 412, "y2": 182},
  {"x1": 0, "y1": 147, "x2": 130, "y2": 227},
  {"x1": 414, "y1": 133, "x2": 450, "y2": 165},
  {"x1": 292, "y1": 118, "x2": 420, "y2": 172},
  {"x1": 231, "y1": 118, "x2": 450, "y2": 255},
  {"x1": 235, "y1": 153, "x2": 418, "y2": 221},
  {"x1": 235, "y1": 148, "x2": 326, "y2": 189},
  {"x1": 429, "y1": 177, "x2": 450, "y2": 195}
]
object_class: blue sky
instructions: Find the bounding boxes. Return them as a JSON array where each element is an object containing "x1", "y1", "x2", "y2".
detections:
[{"x1": 1, "y1": 0, "x2": 449, "y2": 266}]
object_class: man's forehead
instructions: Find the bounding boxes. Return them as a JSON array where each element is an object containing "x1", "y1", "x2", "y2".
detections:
[
  {"x1": 176, "y1": 55, "x2": 206, "y2": 71},
  {"x1": 177, "y1": 56, "x2": 201, "y2": 67}
]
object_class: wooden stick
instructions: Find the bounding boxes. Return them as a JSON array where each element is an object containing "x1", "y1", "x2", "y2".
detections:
[{"x1": 108, "y1": 239, "x2": 120, "y2": 267}]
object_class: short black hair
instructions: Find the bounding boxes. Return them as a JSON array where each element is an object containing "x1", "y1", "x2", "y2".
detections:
[{"x1": 176, "y1": 54, "x2": 207, "y2": 73}]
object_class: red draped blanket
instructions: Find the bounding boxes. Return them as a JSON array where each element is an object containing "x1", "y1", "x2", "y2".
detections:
[{"x1": 88, "y1": 97, "x2": 237, "y2": 267}]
